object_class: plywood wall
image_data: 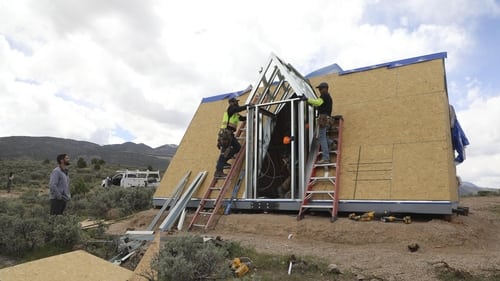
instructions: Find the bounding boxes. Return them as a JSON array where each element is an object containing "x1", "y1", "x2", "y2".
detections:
[{"x1": 308, "y1": 59, "x2": 458, "y2": 201}]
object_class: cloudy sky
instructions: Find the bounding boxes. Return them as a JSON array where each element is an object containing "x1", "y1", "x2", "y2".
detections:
[{"x1": 1, "y1": 0, "x2": 499, "y2": 187}]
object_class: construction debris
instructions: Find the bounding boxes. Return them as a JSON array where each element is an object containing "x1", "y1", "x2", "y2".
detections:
[
  {"x1": 80, "y1": 218, "x2": 114, "y2": 230},
  {"x1": 408, "y1": 243, "x2": 420, "y2": 252},
  {"x1": 327, "y1": 263, "x2": 341, "y2": 274}
]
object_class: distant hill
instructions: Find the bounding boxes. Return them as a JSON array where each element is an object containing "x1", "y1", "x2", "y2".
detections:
[
  {"x1": 459, "y1": 181, "x2": 499, "y2": 196},
  {"x1": 0, "y1": 136, "x2": 177, "y2": 170}
]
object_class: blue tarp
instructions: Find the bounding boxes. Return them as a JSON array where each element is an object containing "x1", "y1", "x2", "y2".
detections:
[
  {"x1": 451, "y1": 118, "x2": 470, "y2": 163},
  {"x1": 305, "y1": 63, "x2": 343, "y2": 79},
  {"x1": 201, "y1": 85, "x2": 252, "y2": 103}
]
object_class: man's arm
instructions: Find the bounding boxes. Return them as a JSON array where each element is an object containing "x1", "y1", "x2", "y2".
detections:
[
  {"x1": 307, "y1": 97, "x2": 324, "y2": 107},
  {"x1": 227, "y1": 104, "x2": 248, "y2": 116}
]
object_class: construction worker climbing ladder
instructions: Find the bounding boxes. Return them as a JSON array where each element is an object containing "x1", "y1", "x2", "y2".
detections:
[{"x1": 215, "y1": 95, "x2": 250, "y2": 178}]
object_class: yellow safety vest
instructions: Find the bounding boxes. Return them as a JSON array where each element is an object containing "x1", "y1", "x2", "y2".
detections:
[{"x1": 221, "y1": 112, "x2": 240, "y2": 130}]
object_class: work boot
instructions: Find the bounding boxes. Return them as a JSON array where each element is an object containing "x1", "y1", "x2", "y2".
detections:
[
  {"x1": 317, "y1": 159, "x2": 330, "y2": 164},
  {"x1": 214, "y1": 171, "x2": 227, "y2": 178}
]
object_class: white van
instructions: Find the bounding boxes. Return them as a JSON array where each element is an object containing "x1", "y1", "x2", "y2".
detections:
[{"x1": 102, "y1": 170, "x2": 161, "y2": 188}]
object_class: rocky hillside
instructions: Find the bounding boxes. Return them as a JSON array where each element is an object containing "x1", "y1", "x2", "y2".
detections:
[{"x1": 0, "y1": 136, "x2": 177, "y2": 170}]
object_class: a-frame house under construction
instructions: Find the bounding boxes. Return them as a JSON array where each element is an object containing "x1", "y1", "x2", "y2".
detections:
[{"x1": 153, "y1": 52, "x2": 463, "y2": 224}]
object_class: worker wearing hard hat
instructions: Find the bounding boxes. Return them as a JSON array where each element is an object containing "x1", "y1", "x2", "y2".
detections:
[{"x1": 215, "y1": 95, "x2": 248, "y2": 177}]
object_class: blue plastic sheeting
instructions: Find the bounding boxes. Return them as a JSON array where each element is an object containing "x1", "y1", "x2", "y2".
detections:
[
  {"x1": 305, "y1": 63, "x2": 343, "y2": 79},
  {"x1": 201, "y1": 85, "x2": 252, "y2": 104},
  {"x1": 451, "y1": 118, "x2": 470, "y2": 163},
  {"x1": 339, "y1": 52, "x2": 447, "y2": 75}
]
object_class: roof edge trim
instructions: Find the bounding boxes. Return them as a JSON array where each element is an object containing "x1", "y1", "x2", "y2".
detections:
[
  {"x1": 201, "y1": 85, "x2": 252, "y2": 104},
  {"x1": 339, "y1": 52, "x2": 447, "y2": 75}
]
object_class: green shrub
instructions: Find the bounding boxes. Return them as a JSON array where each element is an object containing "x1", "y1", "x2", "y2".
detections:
[
  {"x1": 77, "y1": 157, "x2": 87, "y2": 168},
  {"x1": 30, "y1": 170, "x2": 47, "y2": 181},
  {"x1": 66, "y1": 187, "x2": 154, "y2": 219},
  {"x1": 48, "y1": 215, "x2": 82, "y2": 248},
  {"x1": 20, "y1": 190, "x2": 41, "y2": 204},
  {"x1": 0, "y1": 198, "x2": 83, "y2": 257},
  {"x1": 152, "y1": 235, "x2": 231, "y2": 281},
  {"x1": 71, "y1": 177, "x2": 90, "y2": 196}
]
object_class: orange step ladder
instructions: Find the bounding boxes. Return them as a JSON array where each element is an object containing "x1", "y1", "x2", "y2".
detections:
[
  {"x1": 188, "y1": 122, "x2": 247, "y2": 231},
  {"x1": 298, "y1": 115, "x2": 344, "y2": 222}
]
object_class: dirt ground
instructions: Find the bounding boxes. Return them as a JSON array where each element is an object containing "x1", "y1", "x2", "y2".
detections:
[{"x1": 108, "y1": 196, "x2": 500, "y2": 281}]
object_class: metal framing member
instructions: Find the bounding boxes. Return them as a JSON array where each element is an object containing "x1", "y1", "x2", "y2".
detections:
[
  {"x1": 147, "y1": 171, "x2": 190, "y2": 231},
  {"x1": 159, "y1": 171, "x2": 207, "y2": 231}
]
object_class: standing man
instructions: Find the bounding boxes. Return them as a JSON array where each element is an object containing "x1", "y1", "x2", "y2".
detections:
[
  {"x1": 303, "y1": 82, "x2": 333, "y2": 164},
  {"x1": 6, "y1": 172, "x2": 14, "y2": 193},
  {"x1": 49, "y1": 154, "x2": 71, "y2": 215},
  {"x1": 215, "y1": 95, "x2": 248, "y2": 177}
]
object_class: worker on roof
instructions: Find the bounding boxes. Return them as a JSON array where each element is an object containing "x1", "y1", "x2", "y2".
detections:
[
  {"x1": 215, "y1": 95, "x2": 248, "y2": 178},
  {"x1": 302, "y1": 82, "x2": 333, "y2": 164}
]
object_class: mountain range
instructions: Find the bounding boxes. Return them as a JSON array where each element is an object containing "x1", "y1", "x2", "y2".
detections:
[
  {"x1": 459, "y1": 181, "x2": 499, "y2": 196},
  {"x1": 0, "y1": 136, "x2": 177, "y2": 170}
]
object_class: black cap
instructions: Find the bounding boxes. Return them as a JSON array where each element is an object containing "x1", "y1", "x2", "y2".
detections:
[
  {"x1": 228, "y1": 97, "x2": 239, "y2": 103},
  {"x1": 316, "y1": 82, "x2": 329, "y2": 89}
]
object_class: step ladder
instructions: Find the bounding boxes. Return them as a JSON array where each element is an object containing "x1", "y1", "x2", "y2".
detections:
[
  {"x1": 298, "y1": 115, "x2": 344, "y2": 222},
  {"x1": 188, "y1": 122, "x2": 248, "y2": 231}
]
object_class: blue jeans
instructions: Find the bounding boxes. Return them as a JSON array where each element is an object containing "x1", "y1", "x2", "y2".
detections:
[{"x1": 319, "y1": 126, "x2": 329, "y2": 161}]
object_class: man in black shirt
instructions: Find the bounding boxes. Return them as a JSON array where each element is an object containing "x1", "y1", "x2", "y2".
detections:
[{"x1": 304, "y1": 82, "x2": 333, "y2": 163}]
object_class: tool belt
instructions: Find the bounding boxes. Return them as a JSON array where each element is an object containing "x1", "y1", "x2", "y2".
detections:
[
  {"x1": 217, "y1": 128, "x2": 233, "y2": 149},
  {"x1": 318, "y1": 114, "x2": 331, "y2": 128}
]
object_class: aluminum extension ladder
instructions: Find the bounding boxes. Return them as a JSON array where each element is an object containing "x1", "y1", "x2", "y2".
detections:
[{"x1": 298, "y1": 115, "x2": 344, "y2": 222}]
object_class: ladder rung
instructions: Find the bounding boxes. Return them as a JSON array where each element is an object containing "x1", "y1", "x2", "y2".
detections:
[
  {"x1": 301, "y1": 205, "x2": 334, "y2": 209},
  {"x1": 310, "y1": 176, "x2": 336, "y2": 180},
  {"x1": 209, "y1": 187, "x2": 222, "y2": 190},
  {"x1": 200, "y1": 211, "x2": 213, "y2": 215},
  {"x1": 319, "y1": 151, "x2": 338, "y2": 154},
  {"x1": 306, "y1": 190, "x2": 334, "y2": 194},
  {"x1": 192, "y1": 224, "x2": 206, "y2": 228},
  {"x1": 315, "y1": 163, "x2": 336, "y2": 167}
]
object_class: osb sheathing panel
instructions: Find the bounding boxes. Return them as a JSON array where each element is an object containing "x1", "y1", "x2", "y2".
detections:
[
  {"x1": 155, "y1": 93, "x2": 249, "y2": 199},
  {"x1": 309, "y1": 59, "x2": 457, "y2": 201},
  {"x1": 131, "y1": 232, "x2": 160, "y2": 281},
  {"x1": 0, "y1": 250, "x2": 134, "y2": 281}
]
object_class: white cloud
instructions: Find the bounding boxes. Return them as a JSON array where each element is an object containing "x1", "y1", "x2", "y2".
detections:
[{"x1": 1, "y1": 0, "x2": 500, "y2": 187}]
